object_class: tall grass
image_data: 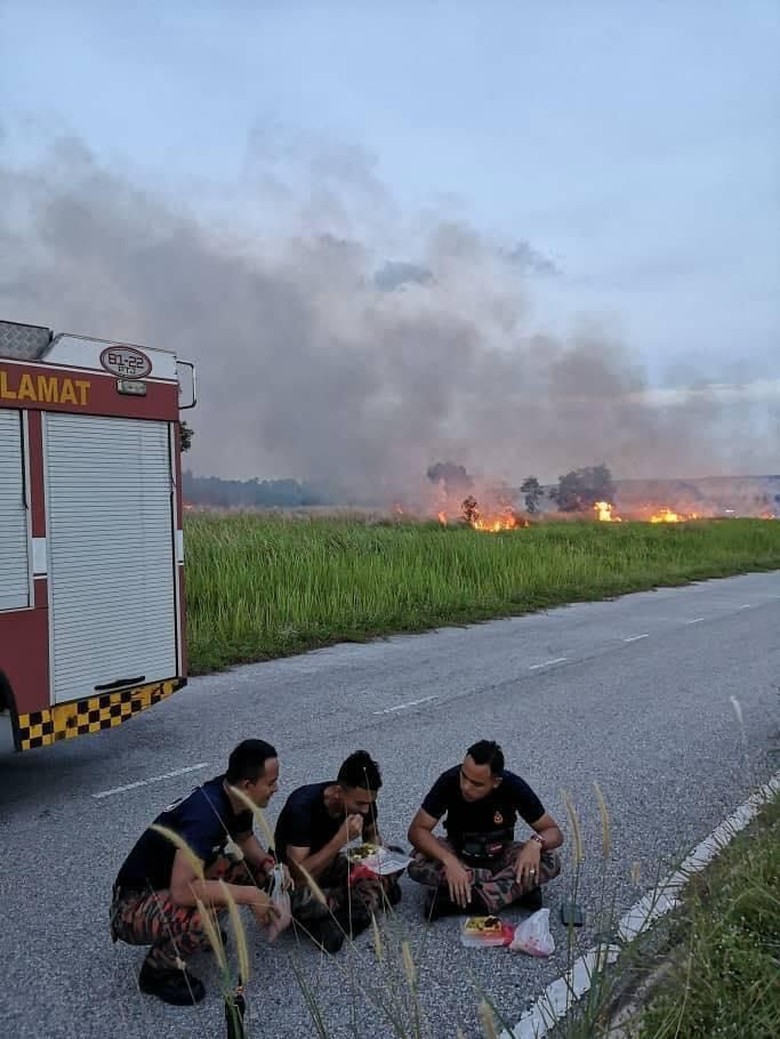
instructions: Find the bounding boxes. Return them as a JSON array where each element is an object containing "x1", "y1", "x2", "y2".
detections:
[
  {"x1": 184, "y1": 515, "x2": 780, "y2": 673},
  {"x1": 632, "y1": 794, "x2": 780, "y2": 1038},
  {"x1": 143, "y1": 782, "x2": 780, "y2": 1038}
]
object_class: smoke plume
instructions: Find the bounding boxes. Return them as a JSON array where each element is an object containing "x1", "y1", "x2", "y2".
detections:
[{"x1": 1, "y1": 134, "x2": 775, "y2": 504}]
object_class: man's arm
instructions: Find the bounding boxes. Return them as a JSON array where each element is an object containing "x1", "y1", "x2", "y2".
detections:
[
  {"x1": 235, "y1": 831, "x2": 275, "y2": 873},
  {"x1": 530, "y1": 812, "x2": 564, "y2": 850},
  {"x1": 407, "y1": 808, "x2": 472, "y2": 907},
  {"x1": 284, "y1": 814, "x2": 363, "y2": 882},
  {"x1": 168, "y1": 849, "x2": 277, "y2": 925},
  {"x1": 514, "y1": 811, "x2": 564, "y2": 890},
  {"x1": 407, "y1": 807, "x2": 452, "y2": 863}
]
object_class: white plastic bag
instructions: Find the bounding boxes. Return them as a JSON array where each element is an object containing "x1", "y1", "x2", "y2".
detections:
[
  {"x1": 509, "y1": 908, "x2": 555, "y2": 957},
  {"x1": 265, "y1": 863, "x2": 292, "y2": 942}
]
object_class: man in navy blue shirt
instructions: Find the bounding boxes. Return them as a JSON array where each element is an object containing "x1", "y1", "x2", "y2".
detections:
[
  {"x1": 407, "y1": 740, "x2": 563, "y2": 919},
  {"x1": 111, "y1": 739, "x2": 289, "y2": 1005}
]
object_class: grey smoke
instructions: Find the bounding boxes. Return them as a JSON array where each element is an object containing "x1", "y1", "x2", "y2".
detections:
[
  {"x1": 1, "y1": 135, "x2": 776, "y2": 503},
  {"x1": 374, "y1": 261, "x2": 434, "y2": 292}
]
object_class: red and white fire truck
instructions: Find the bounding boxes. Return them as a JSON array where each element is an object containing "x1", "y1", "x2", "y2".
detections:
[{"x1": 0, "y1": 319, "x2": 195, "y2": 752}]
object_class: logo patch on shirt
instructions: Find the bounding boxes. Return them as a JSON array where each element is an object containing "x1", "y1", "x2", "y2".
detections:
[{"x1": 494, "y1": 811, "x2": 504, "y2": 825}]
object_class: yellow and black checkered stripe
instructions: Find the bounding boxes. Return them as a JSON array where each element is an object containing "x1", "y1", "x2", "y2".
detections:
[{"x1": 15, "y1": 678, "x2": 185, "y2": 751}]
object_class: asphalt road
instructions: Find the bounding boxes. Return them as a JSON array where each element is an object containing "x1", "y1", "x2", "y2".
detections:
[{"x1": 1, "y1": 572, "x2": 778, "y2": 1039}]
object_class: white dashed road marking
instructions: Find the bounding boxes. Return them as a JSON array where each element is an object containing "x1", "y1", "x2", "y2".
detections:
[
  {"x1": 686, "y1": 617, "x2": 705, "y2": 624},
  {"x1": 92, "y1": 762, "x2": 210, "y2": 800},
  {"x1": 374, "y1": 695, "x2": 437, "y2": 715},
  {"x1": 623, "y1": 633, "x2": 649, "y2": 643},
  {"x1": 528, "y1": 657, "x2": 567, "y2": 670}
]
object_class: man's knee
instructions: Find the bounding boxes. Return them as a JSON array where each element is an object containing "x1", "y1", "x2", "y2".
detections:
[
  {"x1": 406, "y1": 854, "x2": 440, "y2": 886},
  {"x1": 110, "y1": 895, "x2": 147, "y2": 945},
  {"x1": 291, "y1": 885, "x2": 332, "y2": 921},
  {"x1": 540, "y1": 850, "x2": 562, "y2": 883}
]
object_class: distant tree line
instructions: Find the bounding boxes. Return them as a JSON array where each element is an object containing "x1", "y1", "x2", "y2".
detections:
[
  {"x1": 184, "y1": 461, "x2": 619, "y2": 512},
  {"x1": 428, "y1": 460, "x2": 617, "y2": 514},
  {"x1": 182, "y1": 470, "x2": 335, "y2": 508}
]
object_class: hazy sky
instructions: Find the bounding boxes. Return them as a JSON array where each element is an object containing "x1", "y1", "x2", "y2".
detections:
[{"x1": 2, "y1": 1, "x2": 778, "y2": 489}]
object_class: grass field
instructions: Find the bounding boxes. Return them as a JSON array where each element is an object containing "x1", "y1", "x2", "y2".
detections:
[
  {"x1": 184, "y1": 515, "x2": 780, "y2": 674},
  {"x1": 633, "y1": 791, "x2": 779, "y2": 1038}
]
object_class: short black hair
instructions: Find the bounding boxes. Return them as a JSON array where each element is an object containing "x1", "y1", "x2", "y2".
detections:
[
  {"x1": 226, "y1": 739, "x2": 277, "y2": 783},
  {"x1": 337, "y1": 750, "x2": 382, "y2": 792},
  {"x1": 466, "y1": 740, "x2": 504, "y2": 776}
]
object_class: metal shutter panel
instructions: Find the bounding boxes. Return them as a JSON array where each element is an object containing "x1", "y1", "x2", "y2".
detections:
[
  {"x1": 0, "y1": 410, "x2": 30, "y2": 610},
  {"x1": 44, "y1": 414, "x2": 177, "y2": 704}
]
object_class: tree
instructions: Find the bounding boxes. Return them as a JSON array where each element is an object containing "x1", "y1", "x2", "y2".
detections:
[
  {"x1": 520, "y1": 475, "x2": 543, "y2": 514},
  {"x1": 551, "y1": 464, "x2": 615, "y2": 512},
  {"x1": 179, "y1": 421, "x2": 194, "y2": 452},
  {"x1": 426, "y1": 461, "x2": 473, "y2": 496},
  {"x1": 461, "y1": 495, "x2": 479, "y2": 524}
]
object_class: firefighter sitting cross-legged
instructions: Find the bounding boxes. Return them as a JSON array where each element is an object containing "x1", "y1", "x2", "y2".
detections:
[
  {"x1": 110, "y1": 739, "x2": 290, "y2": 1005},
  {"x1": 407, "y1": 740, "x2": 563, "y2": 918},
  {"x1": 274, "y1": 750, "x2": 402, "y2": 953}
]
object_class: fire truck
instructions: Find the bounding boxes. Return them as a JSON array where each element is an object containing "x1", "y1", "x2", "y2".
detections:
[{"x1": 0, "y1": 319, "x2": 195, "y2": 752}]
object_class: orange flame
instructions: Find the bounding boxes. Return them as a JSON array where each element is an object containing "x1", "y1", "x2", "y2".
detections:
[
  {"x1": 437, "y1": 511, "x2": 447, "y2": 526},
  {"x1": 650, "y1": 508, "x2": 681, "y2": 523},
  {"x1": 648, "y1": 507, "x2": 702, "y2": 523},
  {"x1": 472, "y1": 514, "x2": 520, "y2": 532},
  {"x1": 594, "y1": 501, "x2": 621, "y2": 522}
]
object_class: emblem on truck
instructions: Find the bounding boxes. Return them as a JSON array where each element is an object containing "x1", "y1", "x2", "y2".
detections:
[{"x1": 99, "y1": 345, "x2": 153, "y2": 379}]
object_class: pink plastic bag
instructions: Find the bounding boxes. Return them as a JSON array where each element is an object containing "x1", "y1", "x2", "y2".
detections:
[{"x1": 509, "y1": 908, "x2": 555, "y2": 957}]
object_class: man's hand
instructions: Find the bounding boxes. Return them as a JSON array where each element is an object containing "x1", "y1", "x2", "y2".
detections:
[
  {"x1": 277, "y1": 863, "x2": 293, "y2": 892},
  {"x1": 340, "y1": 813, "x2": 365, "y2": 846},
  {"x1": 244, "y1": 888, "x2": 280, "y2": 927},
  {"x1": 514, "y1": 841, "x2": 542, "y2": 891},
  {"x1": 443, "y1": 857, "x2": 472, "y2": 907}
]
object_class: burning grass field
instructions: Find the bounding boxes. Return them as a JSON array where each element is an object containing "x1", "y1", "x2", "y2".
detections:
[{"x1": 184, "y1": 514, "x2": 780, "y2": 674}]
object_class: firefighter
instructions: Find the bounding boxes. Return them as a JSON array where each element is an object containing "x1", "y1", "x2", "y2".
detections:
[
  {"x1": 110, "y1": 739, "x2": 290, "y2": 1005},
  {"x1": 274, "y1": 750, "x2": 402, "y2": 952},
  {"x1": 407, "y1": 740, "x2": 563, "y2": 918}
]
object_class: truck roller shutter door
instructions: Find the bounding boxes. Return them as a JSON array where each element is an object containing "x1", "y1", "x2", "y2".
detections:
[
  {"x1": 44, "y1": 414, "x2": 177, "y2": 705},
  {"x1": 0, "y1": 410, "x2": 30, "y2": 611}
]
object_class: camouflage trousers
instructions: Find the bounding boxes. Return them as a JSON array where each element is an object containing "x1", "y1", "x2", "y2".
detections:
[
  {"x1": 291, "y1": 853, "x2": 401, "y2": 923},
  {"x1": 110, "y1": 857, "x2": 271, "y2": 970},
  {"x1": 407, "y1": 839, "x2": 561, "y2": 913}
]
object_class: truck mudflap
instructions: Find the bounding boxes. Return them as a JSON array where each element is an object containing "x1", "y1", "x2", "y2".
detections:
[{"x1": 14, "y1": 677, "x2": 186, "y2": 751}]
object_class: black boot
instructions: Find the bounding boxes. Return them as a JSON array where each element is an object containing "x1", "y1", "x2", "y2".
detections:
[
  {"x1": 138, "y1": 960, "x2": 206, "y2": 1006},
  {"x1": 423, "y1": 887, "x2": 466, "y2": 921},
  {"x1": 385, "y1": 879, "x2": 403, "y2": 908},
  {"x1": 335, "y1": 900, "x2": 373, "y2": 939},
  {"x1": 515, "y1": 886, "x2": 543, "y2": 912},
  {"x1": 298, "y1": 916, "x2": 345, "y2": 954}
]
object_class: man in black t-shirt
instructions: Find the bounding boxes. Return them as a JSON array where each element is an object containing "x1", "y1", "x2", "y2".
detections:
[
  {"x1": 408, "y1": 740, "x2": 563, "y2": 919},
  {"x1": 275, "y1": 750, "x2": 401, "y2": 952},
  {"x1": 111, "y1": 739, "x2": 290, "y2": 1005}
]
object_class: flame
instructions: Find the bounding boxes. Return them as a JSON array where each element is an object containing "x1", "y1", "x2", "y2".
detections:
[
  {"x1": 435, "y1": 492, "x2": 529, "y2": 532},
  {"x1": 594, "y1": 501, "x2": 621, "y2": 522},
  {"x1": 648, "y1": 507, "x2": 703, "y2": 523},
  {"x1": 650, "y1": 508, "x2": 682, "y2": 523},
  {"x1": 472, "y1": 514, "x2": 520, "y2": 532}
]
